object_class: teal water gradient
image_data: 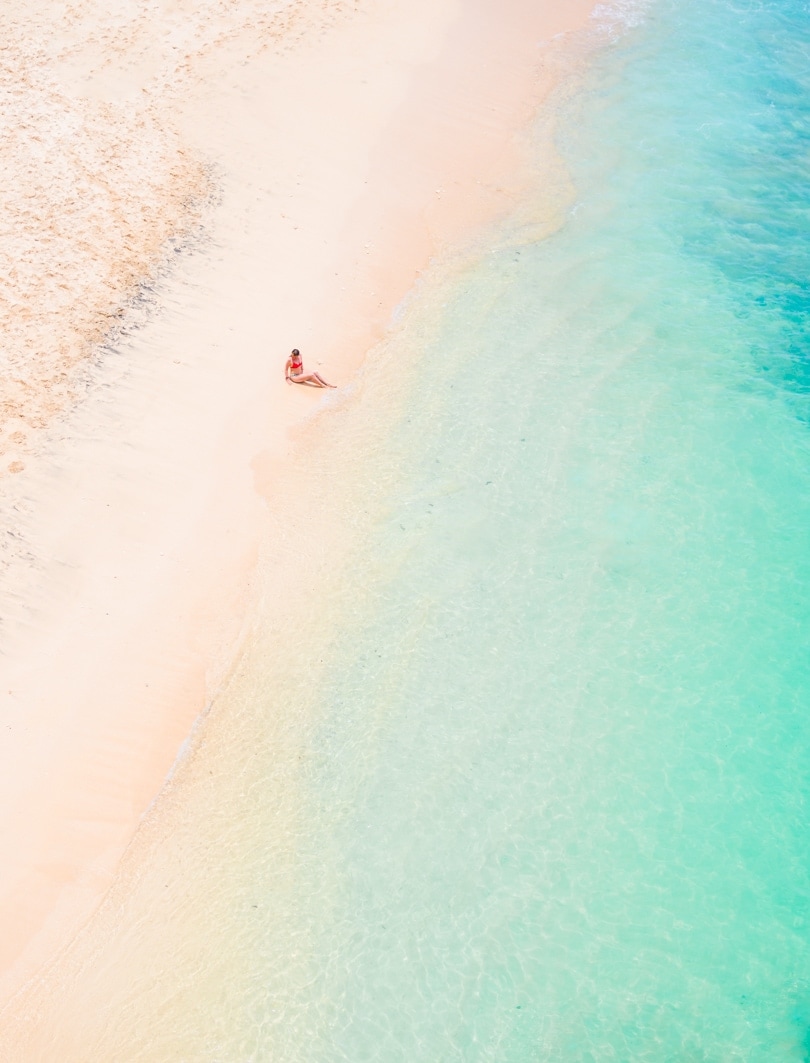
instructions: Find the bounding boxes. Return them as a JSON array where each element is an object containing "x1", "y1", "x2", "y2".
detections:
[{"x1": 275, "y1": 1, "x2": 810, "y2": 1058}]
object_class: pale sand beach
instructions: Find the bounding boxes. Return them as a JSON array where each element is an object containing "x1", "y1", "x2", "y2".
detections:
[{"x1": 0, "y1": 0, "x2": 596, "y2": 1027}]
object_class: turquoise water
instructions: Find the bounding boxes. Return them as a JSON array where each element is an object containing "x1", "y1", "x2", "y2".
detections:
[
  {"x1": 6, "y1": 0, "x2": 810, "y2": 1059},
  {"x1": 272, "y1": 1, "x2": 810, "y2": 1058}
]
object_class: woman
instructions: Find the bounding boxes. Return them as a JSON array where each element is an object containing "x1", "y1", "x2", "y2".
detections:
[{"x1": 284, "y1": 348, "x2": 335, "y2": 388}]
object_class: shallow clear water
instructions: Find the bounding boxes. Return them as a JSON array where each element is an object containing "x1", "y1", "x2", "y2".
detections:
[
  {"x1": 7, "y1": 0, "x2": 810, "y2": 1058},
  {"x1": 274, "y1": 1, "x2": 810, "y2": 1057}
]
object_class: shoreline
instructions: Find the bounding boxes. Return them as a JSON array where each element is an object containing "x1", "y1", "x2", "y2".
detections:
[{"x1": 0, "y1": 0, "x2": 598, "y2": 1022}]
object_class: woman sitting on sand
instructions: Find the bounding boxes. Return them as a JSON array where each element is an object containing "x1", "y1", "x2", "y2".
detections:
[{"x1": 285, "y1": 349, "x2": 335, "y2": 388}]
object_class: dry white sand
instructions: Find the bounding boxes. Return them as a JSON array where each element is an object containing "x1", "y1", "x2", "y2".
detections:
[{"x1": 0, "y1": 0, "x2": 596, "y2": 1016}]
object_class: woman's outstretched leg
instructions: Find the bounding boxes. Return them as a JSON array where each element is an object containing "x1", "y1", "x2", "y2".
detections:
[{"x1": 291, "y1": 372, "x2": 332, "y2": 387}]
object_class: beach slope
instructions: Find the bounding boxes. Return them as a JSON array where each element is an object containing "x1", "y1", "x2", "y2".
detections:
[{"x1": 0, "y1": 0, "x2": 595, "y2": 1020}]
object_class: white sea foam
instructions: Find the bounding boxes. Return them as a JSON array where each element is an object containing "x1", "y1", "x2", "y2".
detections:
[{"x1": 590, "y1": 0, "x2": 653, "y2": 38}]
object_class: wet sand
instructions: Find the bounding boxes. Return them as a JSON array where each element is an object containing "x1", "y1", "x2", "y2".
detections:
[{"x1": 0, "y1": 0, "x2": 596, "y2": 1020}]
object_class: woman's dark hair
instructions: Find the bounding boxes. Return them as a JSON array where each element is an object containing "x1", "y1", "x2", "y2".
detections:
[{"x1": 291, "y1": 348, "x2": 300, "y2": 355}]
